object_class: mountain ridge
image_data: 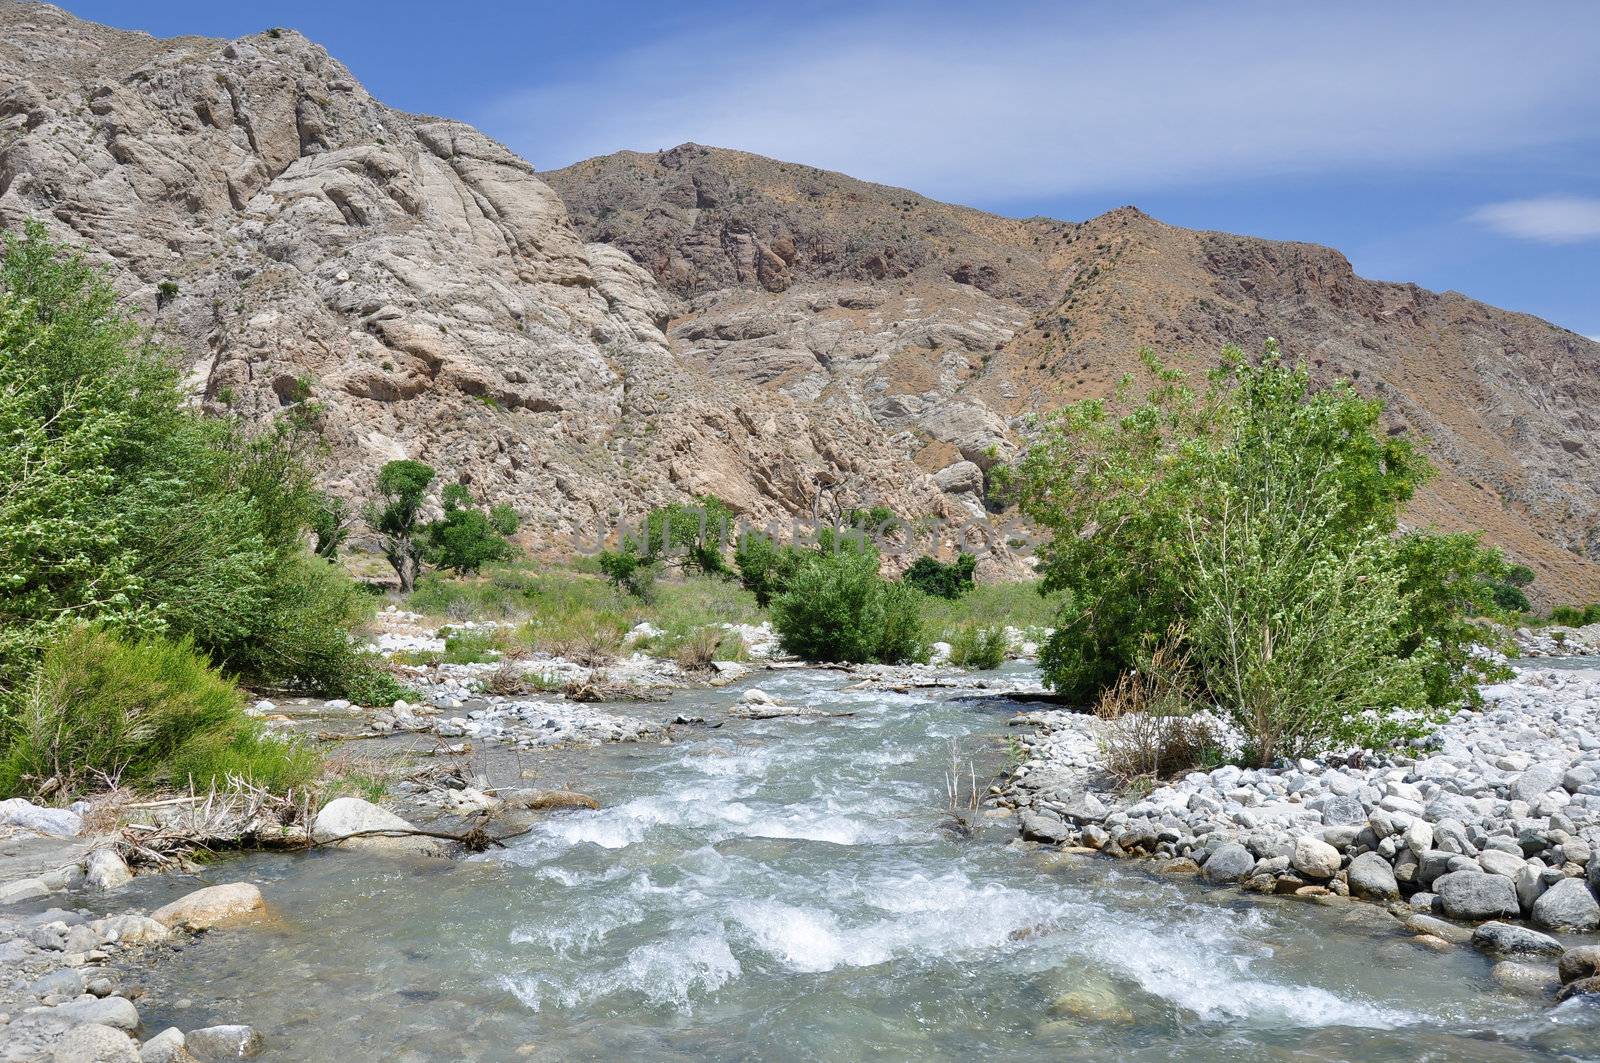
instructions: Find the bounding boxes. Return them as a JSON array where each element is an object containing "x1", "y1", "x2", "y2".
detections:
[{"x1": 3, "y1": 2, "x2": 1597, "y2": 600}]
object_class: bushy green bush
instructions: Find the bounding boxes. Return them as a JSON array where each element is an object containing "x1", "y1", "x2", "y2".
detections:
[
  {"x1": 902, "y1": 553, "x2": 977, "y2": 600},
  {"x1": 1010, "y1": 342, "x2": 1499, "y2": 764},
  {"x1": 342, "y1": 660, "x2": 419, "y2": 708},
  {"x1": 1, "y1": 627, "x2": 320, "y2": 798},
  {"x1": 597, "y1": 543, "x2": 658, "y2": 600},
  {"x1": 770, "y1": 546, "x2": 927, "y2": 664},
  {"x1": 949, "y1": 624, "x2": 1007, "y2": 669},
  {"x1": 0, "y1": 223, "x2": 366, "y2": 698},
  {"x1": 627, "y1": 496, "x2": 736, "y2": 575}
]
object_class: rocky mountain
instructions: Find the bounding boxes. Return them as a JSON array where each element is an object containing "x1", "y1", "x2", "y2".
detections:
[
  {"x1": 3, "y1": 4, "x2": 1598, "y2": 599},
  {"x1": 547, "y1": 145, "x2": 1600, "y2": 601}
]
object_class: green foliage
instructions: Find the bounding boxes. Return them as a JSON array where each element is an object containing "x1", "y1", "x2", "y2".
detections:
[
  {"x1": 369, "y1": 459, "x2": 433, "y2": 592},
  {"x1": 770, "y1": 546, "x2": 927, "y2": 664},
  {"x1": 1, "y1": 627, "x2": 320, "y2": 799},
  {"x1": 1391, "y1": 532, "x2": 1515, "y2": 707},
  {"x1": 630, "y1": 496, "x2": 736, "y2": 575},
  {"x1": 441, "y1": 628, "x2": 500, "y2": 664},
  {"x1": 0, "y1": 223, "x2": 365, "y2": 698},
  {"x1": 948, "y1": 623, "x2": 1007, "y2": 669},
  {"x1": 597, "y1": 543, "x2": 658, "y2": 600},
  {"x1": 902, "y1": 553, "x2": 977, "y2": 600},
  {"x1": 426, "y1": 484, "x2": 518, "y2": 575},
  {"x1": 342, "y1": 660, "x2": 418, "y2": 708},
  {"x1": 310, "y1": 494, "x2": 352, "y2": 560},
  {"x1": 1011, "y1": 342, "x2": 1491, "y2": 764},
  {"x1": 1548, "y1": 603, "x2": 1600, "y2": 626},
  {"x1": 733, "y1": 530, "x2": 802, "y2": 607}
]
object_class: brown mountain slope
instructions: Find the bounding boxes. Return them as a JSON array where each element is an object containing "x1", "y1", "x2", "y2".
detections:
[{"x1": 546, "y1": 145, "x2": 1600, "y2": 604}]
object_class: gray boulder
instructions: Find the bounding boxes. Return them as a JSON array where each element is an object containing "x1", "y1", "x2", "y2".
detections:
[
  {"x1": 85, "y1": 849, "x2": 134, "y2": 891},
  {"x1": 1347, "y1": 852, "x2": 1400, "y2": 900},
  {"x1": 1471, "y1": 920, "x2": 1564, "y2": 956},
  {"x1": 51, "y1": 1023, "x2": 139, "y2": 1063},
  {"x1": 311, "y1": 797, "x2": 444, "y2": 855},
  {"x1": 45, "y1": 995, "x2": 140, "y2": 1030},
  {"x1": 1511, "y1": 763, "x2": 1566, "y2": 803},
  {"x1": 1203, "y1": 842, "x2": 1256, "y2": 883},
  {"x1": 1019, "y1": 811, "x2": 1073, "y2": 844},
  {"x1": 1291, "y1": 835, "x2": 1341, "y2": 879},
  {"x1": 0, "y1": 797, "x2": 81, "y2": 837},
  {"x1": 1434, "y1": 870, "x2": 1520, "y2": 920},
  {"x1": 1530, "y1": 877, "x2": 1600, "y2": 931}
]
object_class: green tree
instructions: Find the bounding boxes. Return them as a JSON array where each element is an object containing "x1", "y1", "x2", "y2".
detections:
[
  {"x1": 310, "y1": 493, "x2": 353, "y2": 560},
  {"x1": 426, "y1": 483, "x2": 519, "y2": 575},
  {"x1": 370, "y1": 459, "x2": 434, "y2": 592},
  {"x1": 1010, "y1": 341, "x2": 1497, "y2": 763},
  {"x1": 631, "y1": 496, "x2": 736, "y2": 575}
]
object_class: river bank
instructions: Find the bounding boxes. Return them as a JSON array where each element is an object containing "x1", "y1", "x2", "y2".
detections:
[{"x1": 5, "y1": 613, "x2": 1600, "y2": 1058}]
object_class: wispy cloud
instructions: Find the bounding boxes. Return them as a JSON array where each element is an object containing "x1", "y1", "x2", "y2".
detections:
[
  {"x1": 1469, "y1": 197, "x2": 1600, "y2": 244},
  {"x1": 479, "y1": 1, "x2": 1600, "y2": 203}
]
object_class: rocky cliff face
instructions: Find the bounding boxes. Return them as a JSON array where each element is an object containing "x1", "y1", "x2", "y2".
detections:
[
  {"x1": 4, "y1": 4, "x2": 1598, "y2": 599},
  {"x1": 0, "y1": 3, "x2": 956, "y2": 551},
  {"x1": 547, "y1": 145, "x2": 1600, "y2": 602}
]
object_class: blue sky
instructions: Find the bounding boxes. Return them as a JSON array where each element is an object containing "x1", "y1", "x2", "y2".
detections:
[{"x1": 59, "y1": 1, "x2": 1600, "y2": 338}]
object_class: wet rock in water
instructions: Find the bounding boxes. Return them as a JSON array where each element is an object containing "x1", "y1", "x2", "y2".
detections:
[
  {"x1": 1491, "y1": 961, "x2": 1560, "y2": 995},
  {"x1": 1402, "y1": 912, "x2": 1472, "y2": 944},
  {"x1": 84, "y1": 849, "x2": 134, "y2": 891},
  {"x1": 1559, "y1": 945, "x2": 1600, "y2": 984},
  {"x1": 501, "y1": 789, "x2": 600, "y2": 812},
  {"x1": 1202, "y1": 842, "x2": 1256, "y2": 883},
  {"x1": 1159, "y1": 857, "x2": 1201, "y2": 875},
  {"x1": 151, "y1": 883, "x2": 264, "y2": 930},
  {"x1": 1346, "y1": 852, "x2": 1400, "y2": 900},
  {"x1": 1019, "y1": 811, "x2": 1073, "y2": 844},
  {"x1": 0, "y1": 877, "x2": 51, "y2": 905},
  {"x1": 1411, "y1": 933, "x2": 1454, "y2": 952},
  {"x1": 1557, "y1": 976, "x2": 1600, "y2": 1002},
  {"x1": 1048, "y1": 985, "x2": 1135, "y2": 1025},
  {"x1": 184, "y1": 1025, "x2": 264, "y2": 1060},
  {"x1": 89, "y1": 914, "x2": 171, "y2": 946},
  {"x1": 1471, "y1": 921, "x2": 1564, "y2": 957},
  {"x1": 1529, "y1": 877, "x2": 1600, "y2": 931},
  {"x1": 50, "y1": 1022, "x2": 140, "y2": 1062},
  {"x1": 1434, "y1": 870, "x2": 1520, "y2": 920},
  {"x1": 311, "y1": 797, "x2": 445, "y2": 856}
]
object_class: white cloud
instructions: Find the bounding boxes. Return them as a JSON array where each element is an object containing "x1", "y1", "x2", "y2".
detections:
[
  {"x1": 1469, "y1": 197, "x2": 1600, "y2": 244},
  {"x1": 478, "y1": 1, "x2": 1600, "y2": 203}
]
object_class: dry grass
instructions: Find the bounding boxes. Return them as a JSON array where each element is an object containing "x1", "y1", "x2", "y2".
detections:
[{"x1": 1095, "y1": 628, "x2": 1218, "y2": 784}]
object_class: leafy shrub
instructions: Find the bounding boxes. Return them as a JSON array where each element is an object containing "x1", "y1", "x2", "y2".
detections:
[
  {"x1": 949, "y1": 624, "x2": 1007, "y2": 669},
  {"x1": 626, "y1": 496, "x2": 736, "y2": 575},
  {"x1": 903, "y1": 553, "x2": 977, "y2": 600},
  {"x1": 342, "y1": 661, "x2": 418, "y2": 707},
  {"x1": 770, "y1": 547, "x2": 927, "y2": 664},
  {"x1": 597, "y1": 544, "x2": 658, "y2": 600},
  {"x1": 0, "y1": 223, "x2": 364, "y2": 697},
  {"x1": 441, "y1": 629, "x2": 500, "y2": 664},
  {"x1": 1, "y1": 627, "x2": 320, "y2": 799},
  {"x1": 368, "y1": 460, "x2": 434, "y2": 592}
]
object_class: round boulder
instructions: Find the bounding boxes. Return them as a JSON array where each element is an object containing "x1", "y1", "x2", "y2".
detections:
[
  {"x1": 1347, "y1": 852, "x2": 1400, "y2": 900},
  {"x1": 1530, "y1": 877, "x2": 1600, "y2": 931},
  {"x1": 151, "y1": 882, "x2": 264, "y2": 930},
  {"x1": 1434, "y1": 870, "x2": 1520, "y2": 921},
  {"x1": 1292, "y1": 836, "x2": 1342, "y2": 880},
  {"x1": 1202, "y1": 842, "x2": 1256, "y2": 883}
]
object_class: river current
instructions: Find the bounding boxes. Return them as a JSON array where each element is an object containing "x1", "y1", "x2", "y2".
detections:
[{"x1": 108, "y1": 665, "x2": 1600, "y2": 1061}]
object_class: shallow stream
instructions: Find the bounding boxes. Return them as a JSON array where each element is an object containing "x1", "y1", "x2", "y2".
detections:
[{"x1": 106, "y1": 666, "x2": 1600, "y2": 1061}]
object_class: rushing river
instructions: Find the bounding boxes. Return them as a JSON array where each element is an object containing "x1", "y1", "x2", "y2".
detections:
[{"x1": 108, "y1": 666, "x2": 1599, "y2": 1061}]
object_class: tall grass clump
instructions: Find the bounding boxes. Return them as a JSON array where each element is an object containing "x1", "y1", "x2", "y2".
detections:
[
  {"x1": 948, "y1": 624, "x2": 1007, "y2": 670},
  {"x1": 1, "y1": 627, "x2": 320, "y2": 799}
]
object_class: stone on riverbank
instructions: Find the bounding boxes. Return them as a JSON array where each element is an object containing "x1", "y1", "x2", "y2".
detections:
[
  {"x1": 1292, "y1": 836, "x2": 1342, "y2": 880},
  {"x1": 1529, "y1": 877, "x2": 1600, "y2": 931},
  {"x1": 1560, "y1": 945, "x2": 1600, "y2": 984},
  {"x1": 137, "y1": 1028, "x2": 192, "y2": 1063},
  {"x1": 1346, "y1": 852, "x2": 1400, "y2": 900},
  {"x1": 1203, "y1": 843, "x2": 1255, "y2": 883},
  {"x1": 311, "y1": 797, "x2": 445, "y2": 856},
  {"x1": 151, "y1": 883, "x2": 263, "y2": 930},
  {"x1": 50, "y1": 1022, "x2": 140, "y2": 1062},
  {"x1": 42, "y1": 994, "x2": 140, "y2": 1030},
  {"x1": 0, "y1": 798, "x2": 82, "y2": 837},
  {"x1": 1434, "y1": 871, "x2": 1521, "y2": 921},
  {"x1": 84, "y1": 850, "x2": 133, "y2": 892}
]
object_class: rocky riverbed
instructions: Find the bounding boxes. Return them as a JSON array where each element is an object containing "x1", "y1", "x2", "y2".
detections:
[{"x1": 999, "y1": 661, "x2": 1600, "y2": 1001}]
